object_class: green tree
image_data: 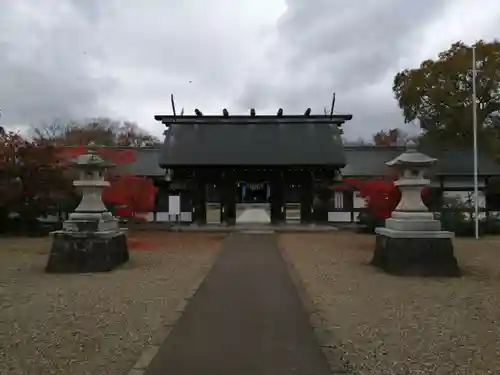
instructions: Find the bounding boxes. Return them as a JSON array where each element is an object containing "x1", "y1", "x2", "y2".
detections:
[{"x1": 393, "y1": 40, "x2": 500, "y2": 153}]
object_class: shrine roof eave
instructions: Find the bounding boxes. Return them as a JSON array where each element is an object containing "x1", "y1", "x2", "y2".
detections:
[
  {"x1": 154, "y1": 114, "x2": 353, "y2": 125},
  {"x1": 158, "y1": 163, "x2": 347, "y2": 169}
]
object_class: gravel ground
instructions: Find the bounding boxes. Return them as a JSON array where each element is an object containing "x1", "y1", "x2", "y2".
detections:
[
  {"x1": 280, "y1": 232, "x2": 500, "y2": 375},
  {"x1": 0, "y1": 232, "x2": 223, "y2": 375}
]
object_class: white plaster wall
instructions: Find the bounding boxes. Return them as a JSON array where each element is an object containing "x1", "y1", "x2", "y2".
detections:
[
  {"x1": 353, "y1": 191, "x2": 367, "y2": 208},
  {"x1": 328, "y1": 212, "x2": 351, "y2": 222},
  {"x1": 156, "y1": 212, "x2": 170, "y2": 222},
  {"x1": 180, "y1": 212, "x2": 192, "y2": 222}
]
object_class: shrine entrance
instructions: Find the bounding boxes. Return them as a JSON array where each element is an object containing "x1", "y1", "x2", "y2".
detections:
[
  {"x1": 155, "y1": 112, "x2": 353, "y2": 227},
  {"x1": 236, "y1": 181, "x2": 271, "y2": 224},
  {"x1": 238, "y1": 181, "x2": 270, "y2": 203}
]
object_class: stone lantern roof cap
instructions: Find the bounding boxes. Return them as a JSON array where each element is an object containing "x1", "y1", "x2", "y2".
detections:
[
  {"x1": 386, "y1": 141, "x2": 437, "y2": 167},
  {"x1": 73, "y1": 153, "x2": 108, "y2": 168},
  {"x1": 72, "y1": 144, "x2": 115, "y2": 169}
]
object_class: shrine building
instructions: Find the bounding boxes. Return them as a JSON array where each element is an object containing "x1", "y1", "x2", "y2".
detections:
[{"x1": 113, "y1": 109, "x2": 500, "y2": 226}]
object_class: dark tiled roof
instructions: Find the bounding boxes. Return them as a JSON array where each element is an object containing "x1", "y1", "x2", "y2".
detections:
[
  {"x1": 433, "y1": 149, "x2": 500, "y2": 175},
  {"x1": 343, "y1": 147, "x2": 500, "y2": 176},
  {"x1": 113, "y1": 148, "x2": 164, "y2": 176},
  {"x1": 109, "y1": 145, "x2": 500, "y2": 177},
  {"x1": 342, "y1": 148, "x2": 400, "y2": 176},
  {"x1": 155, "y1": 115, "x2": 349, "y2": 167}
]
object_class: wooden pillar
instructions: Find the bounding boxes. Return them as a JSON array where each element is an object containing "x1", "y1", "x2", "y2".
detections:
[
  {"x1": 153, "y1": 183, "x2": 161, "y2": 222},
  {"x1": 219, "y1": 199, "x2": 225, "y2": 224},
  {"x1": 192, "y1": 172, "x2": 207, "y2": 225},
  {"x1": 314, "y1": 181, "x2": 331, "y2": 224},
  {"x1": 485, "y1": 176, "x2": 490, "y2": 220},
  {"x1": 350, "y1": 192, "x2": 355, "y2": 223},
  {"x1": 221, "y1": 171, "x2": 236, "y2": 225},
  {"x1": 179, "y1": 190, "x2": 192, "y2": 223},
  {"x1": 270, "y1": 170, "x2": 285, "y2": 224},
  {"x1": 300, "y1": 170, "x2": 314, "y2": 224}
]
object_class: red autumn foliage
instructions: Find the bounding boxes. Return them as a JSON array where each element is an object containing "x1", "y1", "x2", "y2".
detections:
[
  {"x1": 332, "y1": 178, "x2": 431, "y2": 220},
  {"x1": 102, "y1": 174, "x2": 158, "y2": 220},
  {"x1": 60, "y1": 144, "x2": 136, "y2": 165},
  {"x1": 62, "y1": 145, "x2": 157, "y2": 221},
  {"x1": 0, "y1": 131, "x2": 72, "y2": 220}
]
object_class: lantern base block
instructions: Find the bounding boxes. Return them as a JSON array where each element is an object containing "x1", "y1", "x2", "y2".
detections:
[
  {"x1": 64, "y1": 211, "x2": 120, "y2": 232},
  {"x1": 372, "y1": 231, "x2": 460, "y2": 277},
  {"x1": 46, "y1": 230, "x2": 129, "y2": 273}
]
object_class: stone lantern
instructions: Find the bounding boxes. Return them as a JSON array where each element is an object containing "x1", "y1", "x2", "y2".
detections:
[
  {"x1": 372, "y1": 141, "x2": 460, "y2": 277},
  {"x1": 46, "y1": 145, "x2": 129, "y2": 273}
]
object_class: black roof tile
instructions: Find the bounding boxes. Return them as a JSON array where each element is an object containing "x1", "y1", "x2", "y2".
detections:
[
  {"x1": 343, "y1": 146, "x2": 500, "y2": 176},
  {"x1": 110, "y1": 146, "x2": 500, "y2": 178},
  {"x1": 155, "y1": 115, "x2": 350, "y2": 167}
]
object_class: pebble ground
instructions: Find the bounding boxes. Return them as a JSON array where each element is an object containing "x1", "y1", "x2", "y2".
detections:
[
  {"x1": 280, "y1": 232, "x2": 500, "y2": 375},
  {"x1": 0, "y1": 233, "x2": 223, "y2": 375}
]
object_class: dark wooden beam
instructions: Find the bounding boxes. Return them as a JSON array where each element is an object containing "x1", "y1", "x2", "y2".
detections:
[
  {"x1": 270, "y1": 170, "x2": 285, "y2": 224},
  {"x1": 300, "y1": 170, "x2": 314, "y2": 224},
  {"x1": 154, "y1": 114, "x2": 353, "y2": 125}
]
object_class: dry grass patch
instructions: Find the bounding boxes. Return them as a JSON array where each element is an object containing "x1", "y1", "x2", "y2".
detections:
[
  {"x1": 0, "y1": 232, "x2": 224, "y2": 375},
  {"x1": 280, "y1": 232, "x2": 500, "y2": 375}
]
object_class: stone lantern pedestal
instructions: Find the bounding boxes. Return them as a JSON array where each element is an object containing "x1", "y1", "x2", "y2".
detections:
[
  {"x1": 46, "y1": 149, "x2": 129, "y2": 273},
  {"x1": 372, "y1": 142, "x2": 460, "y2": 277}
]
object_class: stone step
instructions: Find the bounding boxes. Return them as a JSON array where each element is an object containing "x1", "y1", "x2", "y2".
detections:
[
  {"x1": 375, "y1": 227, "x2": 454, "y2": 239},
  {"x1": 385, "y1": 218, "x2": 441, "y2": 232}
]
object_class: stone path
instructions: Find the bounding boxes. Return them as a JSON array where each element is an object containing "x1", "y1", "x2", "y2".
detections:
[
  {"x1": 236, "y1": 207, "x2": 271, "y2": 223},
  {"x1": 143, "y1": 233, "x2": 332, "y2": 375}
]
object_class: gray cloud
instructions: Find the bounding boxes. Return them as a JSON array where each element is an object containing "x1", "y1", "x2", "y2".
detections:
[
  {"x1": 0, "y1": 1, "x2": 115, "y2": 128},
  {"x1": 236, "y1": 0, "x2": 452, "y2": 138},
  {"x1": 1, "y1": 0, "x2": 500, "y2": 140},
  {"x1": 236, "y1": 0, "x2": 500, "y2": 139}
]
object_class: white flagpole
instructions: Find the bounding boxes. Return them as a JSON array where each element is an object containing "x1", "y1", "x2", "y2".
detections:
[{"x1": 472, "y1": 45, "x2": 479, "y2": 239}]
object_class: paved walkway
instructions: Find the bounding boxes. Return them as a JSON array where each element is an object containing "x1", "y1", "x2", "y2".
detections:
[
  {"x1": 236, "y1": 208, "x2": 271, "y2": 223},
  {"x1": 143, "y1": 233, "x2": 332, "y2": 375}
]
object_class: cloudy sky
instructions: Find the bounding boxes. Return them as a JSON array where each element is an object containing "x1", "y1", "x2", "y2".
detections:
[{"x1": 1, "y1": 0, "x2": 500, "y2": 140}]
